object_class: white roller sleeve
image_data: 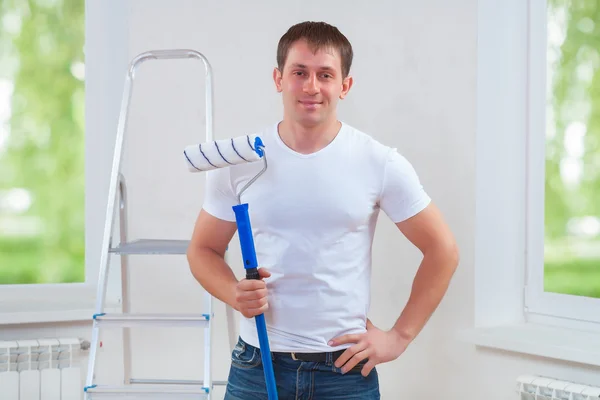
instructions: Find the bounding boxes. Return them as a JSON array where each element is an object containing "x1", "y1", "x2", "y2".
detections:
[{"x1": 184, "y1": 134, "x2": 264, "y2": 172}]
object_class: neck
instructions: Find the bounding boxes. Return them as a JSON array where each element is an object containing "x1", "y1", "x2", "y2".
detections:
[{"x1": 277, "y1": 117, "x2": 342, "y2": 154}]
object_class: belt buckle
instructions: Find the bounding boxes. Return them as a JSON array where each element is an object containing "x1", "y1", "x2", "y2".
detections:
[{"x1": 291, "y1": 352, "x2": 298, "y2": 361}]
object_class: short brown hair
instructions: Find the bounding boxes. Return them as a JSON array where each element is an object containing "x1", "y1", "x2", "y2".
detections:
[{"x1": 276, "y1": 21, "x2": 353, "y2": 78}]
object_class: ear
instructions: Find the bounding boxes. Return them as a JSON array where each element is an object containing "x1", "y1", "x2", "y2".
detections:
[
  {"x1": 273, "y1": 67, "x2": 283, "y2": 93},
  {"x1": 339, "y1": 75, "x2": 354, "y2": 99}
]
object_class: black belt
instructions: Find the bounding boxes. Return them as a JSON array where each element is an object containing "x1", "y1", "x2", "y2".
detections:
[{"x1": 273, "y1": 349, "x2": 346, "y2": 362}]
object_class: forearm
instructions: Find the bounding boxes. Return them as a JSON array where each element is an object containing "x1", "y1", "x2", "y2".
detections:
[
  {"x1": 392, "y1": 244, "x2": 459, "y2": 341},
  {"x1": 187, "y1": 247, "x2": 240, "y2": 311}
]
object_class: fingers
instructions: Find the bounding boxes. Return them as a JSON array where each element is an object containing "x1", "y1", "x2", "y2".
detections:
[
  {"x1": 331, "y1": 333, "x2": 378, "y2": 375},
  {"x1": 238, "y1": 297, "x2": 268, "y2": 309},
  {"x1": 338, "y1": 348, "x2": 370, "y2": 374},
  {"x1": 361, "y1": 359, "x2": 377, "y2": 377},
  {"x1": 333, "y1": 341, "x2": 365, "y2": 368},
  {"x1": 258, "y1": 267, "x2": 271, "y2": 278},
  {"x1": 237, "y1": 279, "x2": 267, "y2": 291},
  {"x1": 328, "y1": 334, "x2": 361, "y2": 347},
  {"x1": 236, "y1": 287, "x2": 267, "y2": 300},
  {"x1": 237, "y1": 297, "x2": 269, "y2": 318},
  {"x1": 334, "y1": 341, "x2": 369, "y2": 371},
  {"x1": 330, "y1": 333, "x2": 365, "y2": 371},
  {"x1": 240, "y1": 303, "x2": 269, "y2": 318},
  {"x1": 235, "y1": 269, "x2": 270, "y2": 319}
]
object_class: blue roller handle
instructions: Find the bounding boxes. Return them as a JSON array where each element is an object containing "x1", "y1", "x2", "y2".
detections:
[{"x1": 232, "y1": 203, "x2": 278, "y2": 400}]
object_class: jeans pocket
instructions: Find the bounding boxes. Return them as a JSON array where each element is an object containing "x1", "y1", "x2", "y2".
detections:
[{"x1": 231, "y1": 338, "x2": 261, "y2": 369}]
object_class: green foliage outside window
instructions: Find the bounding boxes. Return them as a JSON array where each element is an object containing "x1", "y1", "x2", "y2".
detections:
[
  {"x1": 0, "y1": 0, "x2": 85, "y2": 284},
  {"x1": 545, "y1": 0, "x2": 600, "y2": 298}
]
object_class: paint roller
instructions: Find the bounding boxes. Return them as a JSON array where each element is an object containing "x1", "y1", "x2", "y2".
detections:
[
  {"x1": 184, "y1": 134, "x2": 278, "y2": 400},
  {"x1": 184, "y1": 134, "x2": 264, "y2": 172}
]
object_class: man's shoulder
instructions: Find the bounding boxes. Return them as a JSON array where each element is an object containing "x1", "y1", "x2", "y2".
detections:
[
  {"x1": 340, "y1": 121, "x2": 395, "y2": 158},
  {"x1": 340, "y1": 122, "x2": 420, "y2": 177}
]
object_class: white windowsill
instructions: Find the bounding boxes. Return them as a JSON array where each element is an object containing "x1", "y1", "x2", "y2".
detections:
[
  {"x1": 459, "y1": 322, "x2": 600, "y2": 368},
  {"x1": 0, "y1": 295, "x2": 121, "y2": 325},
  {"x1": 0, "y1": 306, "x2": 121, "y2": 325}
]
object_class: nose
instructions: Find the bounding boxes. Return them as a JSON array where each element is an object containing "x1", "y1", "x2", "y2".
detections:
[{"x1": 303, "y1": 74, "x2": 319, "y2": 95}]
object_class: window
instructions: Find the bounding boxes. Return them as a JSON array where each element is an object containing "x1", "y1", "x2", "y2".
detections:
[
  {"x1": 0, "y1": 1, "x2": 129, "y2": 323},
  {"x1": 525, "y1": 0, "x2": 600, "y2": 325},
  {"x1": 0, "y1": 1, "x2": 85, "y2": 285},
  {"x1": 469, "y1": 0, "x2": 598, "y2": 368}
]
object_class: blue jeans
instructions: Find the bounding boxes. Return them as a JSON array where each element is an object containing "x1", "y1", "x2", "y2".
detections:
[{"x1": 224, "y1": 337, "x2": 380, "y2": 400}]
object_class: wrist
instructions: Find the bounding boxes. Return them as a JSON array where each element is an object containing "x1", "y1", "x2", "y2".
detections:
[
  {"x1": 386, "y1": 327, "x2": 413, "y2": 358},
  {"x1": 391, "y1": 324, "x2": 416, "y2": 343},
  {"x1": 229, "y1": 281, "x2": 240, "y2": 312}
]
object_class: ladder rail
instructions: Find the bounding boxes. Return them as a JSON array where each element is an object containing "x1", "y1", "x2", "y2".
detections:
[
  {"x1": 85, "y1": 69, "x2": 134, "y2": 395},
  {"x1": 118, "y1": 174, "x2": 133, "y2": 386},
  {"x1": 85, "y1": 49, "x2": 216, "y2": 398},
  {"x1": 94, "y1": 48, "x2": 214, "y2": 319},
  {"x1": 204, "y1": 291, "x2": 212, "y2": 396}
]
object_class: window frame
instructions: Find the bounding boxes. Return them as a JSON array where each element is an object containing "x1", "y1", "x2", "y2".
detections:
[
  {"x1": 0, "y1": 0, "x2": 128, "y2": 324},
  {"x1": 467, "y1": 0, "x2": 600, "y2": 368},
  {"x1": 524, "y1": 0, "x2": 600, "y2": 326}
]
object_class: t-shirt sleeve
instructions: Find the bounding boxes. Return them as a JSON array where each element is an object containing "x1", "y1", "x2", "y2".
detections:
[
  {"x1": 378, "y1": 148, "x2": 431, "y2": 223},
  {"x1": 202, "y1": 167, "x2": 237, "y2": 222}
]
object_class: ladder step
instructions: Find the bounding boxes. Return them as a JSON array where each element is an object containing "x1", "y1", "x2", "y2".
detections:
[
  {"x1": 110, "y1": 239, "x2": 190, "y2": 255},
  {"x1": 84, "y1": 384, "x2": 209, "y2": 398},
  {"x1": 94, "y1": 313, "x2": 210, "y2": 328}
]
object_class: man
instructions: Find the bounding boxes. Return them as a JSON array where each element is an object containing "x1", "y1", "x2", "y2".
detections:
[{"x1": 187, "y1": 21, "x2": 459, "y2": 399}]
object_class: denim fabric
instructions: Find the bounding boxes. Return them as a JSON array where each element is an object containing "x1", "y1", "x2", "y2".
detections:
[{"x1": 224, "y1": 336, "x2": 380, "y2": 400}]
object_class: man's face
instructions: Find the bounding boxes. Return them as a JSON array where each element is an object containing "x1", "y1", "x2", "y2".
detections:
[{"x1": 273, "y1": 39, "x2": 353, "y2": 128}]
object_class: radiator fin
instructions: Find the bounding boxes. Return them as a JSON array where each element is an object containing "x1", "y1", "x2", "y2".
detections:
[
  {"x1": 0, "y1": 338, "x2": 86, "y2": 400},
  {"x1": 518, "y1": 375, "x2": 600, "y2": 399}
]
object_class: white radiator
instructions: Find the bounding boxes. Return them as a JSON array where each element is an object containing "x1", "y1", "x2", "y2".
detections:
[
  {"x1": 517, "y1": 375, "x2": 600, "y2": 399},
  {"x1": 0, "y1": 338, "x2": 87, "y2": 400}
]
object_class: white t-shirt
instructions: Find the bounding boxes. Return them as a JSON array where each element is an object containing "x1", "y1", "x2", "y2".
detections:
[{"x1": 202, "y1": 121, "x2": 431, "y2": 353}]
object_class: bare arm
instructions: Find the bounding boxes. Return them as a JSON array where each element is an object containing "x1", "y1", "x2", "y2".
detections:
[
  {"x1": 328, "y1": 201, "x2": 460, "y2": 376},
  {"x1": 391, "y1": 202, "x2": 459, "y2": 342},
  {"x1": 187, "y1": 209, "x2": 239, "y2": 308},
  {"x1": 187, "y1": 209, "x2": 270, "y2": 317}
]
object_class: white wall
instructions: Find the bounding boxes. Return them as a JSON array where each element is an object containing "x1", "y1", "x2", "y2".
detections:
[{"x1": 3, "y1": 1, "x2": 600, "y2": 399}]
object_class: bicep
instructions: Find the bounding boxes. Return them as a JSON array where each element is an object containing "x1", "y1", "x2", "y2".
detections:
[
  {"x1": 189, "y1": 209, "x2": 237, "y2": 257},
  {"x1": 395, "y1": 202, "x2": 457, "y2": 257}
]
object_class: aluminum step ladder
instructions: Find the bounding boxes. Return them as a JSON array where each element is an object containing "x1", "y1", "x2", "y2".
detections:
[{"x1": 83, "y1": 49, "x2": 237, "y2": 399}]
